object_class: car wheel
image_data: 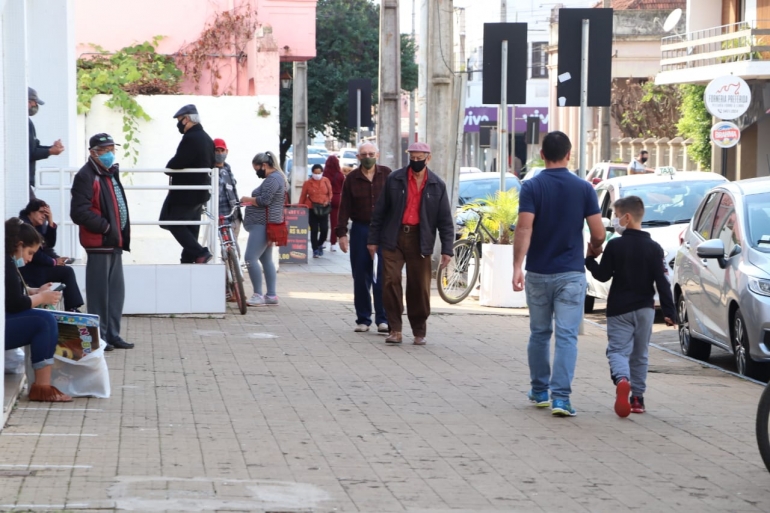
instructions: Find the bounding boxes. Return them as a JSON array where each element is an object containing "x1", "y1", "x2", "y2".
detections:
[
  {"x1": 733, "y1": 309, "x2": 770, "y2": 380},
  {"x1": 677, "y1": 293, "x2": 711, "y2": 361},
  {"x1": 584, "y1": 294, "x2": 595, "y2": 314}
]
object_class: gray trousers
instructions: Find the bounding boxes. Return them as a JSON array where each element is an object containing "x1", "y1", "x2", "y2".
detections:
[
  {"x1": 606, "y1": 308, "x2": 655, "y2": 397},
  {"x1": 86, "y1": 252, "x2": 125, "y2": 344}
]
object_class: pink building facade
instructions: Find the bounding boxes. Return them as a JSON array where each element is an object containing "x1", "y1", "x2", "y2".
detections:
[{"x1": 74, "y1": 0, "x2": 317, "y2": 97}]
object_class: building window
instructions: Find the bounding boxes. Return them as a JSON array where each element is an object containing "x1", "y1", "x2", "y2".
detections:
[{"x1": 531, "y1": 42, "x2": 548, "y2": 79}]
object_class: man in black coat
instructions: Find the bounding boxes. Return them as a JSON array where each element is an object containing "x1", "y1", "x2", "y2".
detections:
[
  {"x1": 28, "y1": 87, "x2": 64, "y2": 196},
  {"x1": 160, "y1": 104, "x2": 216, "y2": 263}
]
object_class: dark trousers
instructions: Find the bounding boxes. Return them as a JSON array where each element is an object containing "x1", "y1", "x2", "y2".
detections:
[
  {"x1": 5, "y1": 309, "x2": 58, "y2": 369},
  {"x1": 20, "y1": 264, "x2": 84, "y2": 311},
  {"x1": 166, "y1": 203, "x2": 207, "y2": 262},
  {"x1": 309, "y1": 210, "x2": 329, "y2": 251},
  {"x1": 86, "y1": 252, "x2": 125, "y2": 344},
  {"x1": 382, "y1": 227, "x2": 432, "y2": 337},
  {"x1": 350, "y1": 222, "x2": 386, "y2": 326}
]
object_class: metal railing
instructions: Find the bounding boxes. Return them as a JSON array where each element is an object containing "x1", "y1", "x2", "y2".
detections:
[
  {"x1": 36, "y1": 166, "x2": 220, "y2": 263},
  {"x1": 661, "y1": 20, "x2": 770, "y2": 71}
]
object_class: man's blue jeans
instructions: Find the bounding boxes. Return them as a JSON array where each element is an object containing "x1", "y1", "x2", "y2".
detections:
[
  {"x1": 525, "y1": 271, "x2": 586, "y2": 401},
  {"x1": 349, "y1": 222, "x2": 386, "y2": 326}
]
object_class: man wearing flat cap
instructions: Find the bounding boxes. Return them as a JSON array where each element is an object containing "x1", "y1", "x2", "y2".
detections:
[
  {"x1": 367, "y1": 142, "x2": 455, "y2": 346},
  {"x1": 160, "y1": 104, "x2": 216, "y2": 263},
  {"x1": 28, "y1": 87, "x2": 64, "y2": 196},
  {"x1": 70, "y1": 133, "x2": 133, "y2": 351}
]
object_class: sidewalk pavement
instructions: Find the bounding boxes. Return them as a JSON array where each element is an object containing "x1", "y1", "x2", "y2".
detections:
[{"x1": 1, "y1": 248, "x2": 768, "y2": 512}]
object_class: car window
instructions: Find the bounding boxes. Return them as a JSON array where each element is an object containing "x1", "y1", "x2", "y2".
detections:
[
  {"x1": 694, "y1": 192, "x2": 722, "y2": 239},
  {"x1": 621, "y1": 181, "x2": 721, "y2": 227},
  {"x1": 343, "y1": 151, "x2": 357, "y2": 158},
  {"x1": 458, "y1": 177, "x2": 521, "y2": 205},
  {"x1": 587, "y1": 168, "x2": 598, "y2": 181},
  {"x1": 712, "y1": 193, "x2": 734, "y2": 240},
  {"x1": 715, "y1": 208, "x2": 740, "y2": 255},
  {"x1": 597, "y1": 187, "x2": 612, "y2": 218},
  {"x1": 608, "y1": 167, "x2": 628, "y2": 179},
  {"x1": 745, "y1": 193, "x2": 770, "y2": 251}
]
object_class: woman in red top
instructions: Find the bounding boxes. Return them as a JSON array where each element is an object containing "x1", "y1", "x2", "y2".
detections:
[
  {"x1": 300, "y1": 164, "x2": 333, "y2": 258},
  {"x1": 323, "y1": 155, "x2": 345, "y2": 252}
]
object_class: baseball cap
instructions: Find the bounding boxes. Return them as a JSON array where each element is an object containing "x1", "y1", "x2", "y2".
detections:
[
  {"x1": 28, "y1": 87, "x2": 45, "y2": 105},
  {"x1": 88, "y1": 133, "x2": 121, "y2": 149},
  {"x1": 213, "y1": 138, "x2": 228, "y2": 150}
]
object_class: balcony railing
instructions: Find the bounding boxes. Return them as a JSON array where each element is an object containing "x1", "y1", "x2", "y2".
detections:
[{"x1": 661, "y1": 20, "x2": 770, "y2": 72}]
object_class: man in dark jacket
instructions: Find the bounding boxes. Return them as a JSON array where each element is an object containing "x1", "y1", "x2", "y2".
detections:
[
  {"x1": 19, "y1": 199, "x2": 84, "y2": 312},
  {"x1": 70, "y1": 133, "x2": 133, "y2": 351},
  {"x1": 367, "y1": 142, "x2": 455, "y2": 346},
  {"x1": 160, "y1": 104, "x2": 216, "y2": 263},
  {"x1": 28, "y1": 87, "x2": 64, "y2": 195}
]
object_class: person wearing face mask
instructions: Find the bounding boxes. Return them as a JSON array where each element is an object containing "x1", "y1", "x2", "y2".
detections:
[
  {"x1": 585, "y1": 196, "x2": 676, "y2": 417},
  {"x1": 299, "y1": 164, "x2": 333, "y2": 258},
  {"x1": 5, "y1": 218, "x2": 72, "y2": 402},
  {"x1": 159, "y1": 104, "x2": 216, "y2": 264},
  {"x1": 336, "y1": 141, "x2": 391, "y2": 333},
  {"x1": 213, "y1": 138, "x2": 243, "y2": 243},
  {"x1": 367, "y1": 142, "x2": 455, "y2": 346},
  {"x1": 240, "y1": 151, "x2": 287, "y2": 306},
  {"x1": 28, "y1": 87, "x2": 64, "y2": 196},
  {"x1": 628, "y1": 150, "x2": 650, "y2": 175},
  {"x1": 322, "y1": 155, "x2": 345, "y2": 252},
  {"x1": 70, "y1": 133, "x2": 133, "y2": 351}
]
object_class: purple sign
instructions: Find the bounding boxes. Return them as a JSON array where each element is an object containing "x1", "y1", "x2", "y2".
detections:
[{"x1": 464, "y1": 106, "x2": 549, "y2": 134}]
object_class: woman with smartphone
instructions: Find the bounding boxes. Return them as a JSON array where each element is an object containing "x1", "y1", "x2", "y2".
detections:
[
  {"x1": 18, "y1": 199, "x2": 84, "y2": 312},
  {"x1": 5, "y1": 218, "x2": 72, "y2": 402}
]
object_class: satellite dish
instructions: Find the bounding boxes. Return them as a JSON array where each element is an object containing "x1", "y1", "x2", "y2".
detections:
[{"x1": 663, "y1": 8, "x2": 683, "y2": 33}]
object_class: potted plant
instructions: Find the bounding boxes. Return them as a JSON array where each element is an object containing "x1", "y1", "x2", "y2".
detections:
[{"x1": 461, "y1": 188, "x2": 527, "y2": 308}]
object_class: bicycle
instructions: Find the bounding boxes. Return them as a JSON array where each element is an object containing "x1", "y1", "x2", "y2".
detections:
[
  {"x1": 756, "y1": 384, "x2": 770, "y2": 472},
  {"x1": 437, "y1": 208, "x2": 500, "y2": 304},
  {"x1": 203, "y1": 204, "x2": 247, "y2": 315}
]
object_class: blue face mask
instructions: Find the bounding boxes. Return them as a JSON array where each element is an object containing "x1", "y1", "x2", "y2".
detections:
[
  {"x1": 97, "y1": 151, "x2": 115, "y2": 169},
  {"x1": 14, "y1": 256, "x2": 25, "y2": 268}
]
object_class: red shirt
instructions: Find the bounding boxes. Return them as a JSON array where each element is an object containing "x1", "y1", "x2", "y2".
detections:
[{"x1": 401, "y1": 168, "x2": 427, "y2": 225}]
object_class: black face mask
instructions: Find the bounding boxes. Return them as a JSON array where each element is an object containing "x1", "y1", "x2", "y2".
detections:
[
  {"x1": 28, "y1": 105, "x2": 38, "y2": 117},
  {"x1": 410, "y1": 160, "x2": 426, "y2": 172},
  {"x1": 176, "y1": 120, "x2": 186, "y2": 134},
  {"x1": 640, "y1": 157, "x2": 648, "y2": 164},
  {"x1": 257, "y1": 167, "x2": 266, "y2": 179}
]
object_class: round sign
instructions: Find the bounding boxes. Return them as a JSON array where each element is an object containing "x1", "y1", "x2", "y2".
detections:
[
  {"x1": 704, "y1": 76, "x2": 751, "y2": 119},
  {"x1": 710, "y1": 121, "x2": 741, "y2": 148}
]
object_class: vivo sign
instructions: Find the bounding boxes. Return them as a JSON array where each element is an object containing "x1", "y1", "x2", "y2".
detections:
[{"x1": 464, "y1": 107, "x2": 549, "y2": 134}]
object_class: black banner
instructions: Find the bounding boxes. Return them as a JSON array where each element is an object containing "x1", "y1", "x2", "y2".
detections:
[
  {"x1": 280, "y1": 205, "x2": 309, "y2": 264},
  {"x1": 482, "y1": 23, "x2": 528, "y2": 105},
  {"x1": 348, "y1": 79, "x2": 373, "y2": 129}
]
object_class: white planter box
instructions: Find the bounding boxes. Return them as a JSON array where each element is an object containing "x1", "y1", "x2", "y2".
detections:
[{"x1": 479, "y1": 243, "x2": 528, "y2": 308}]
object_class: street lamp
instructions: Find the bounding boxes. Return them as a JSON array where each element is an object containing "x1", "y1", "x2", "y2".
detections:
[{"x1": 281, "y1": 71, "x2": 292, "y2": 89}]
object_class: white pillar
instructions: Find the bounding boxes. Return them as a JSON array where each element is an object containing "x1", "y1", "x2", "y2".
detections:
[
  {"x1": 378, "y1": 0, "x2": 401, "y2": 170},
  {"x1": 4, "y1": 0, "x2": 28, "y2": 219},
  {"x1": 290, "y1": 61, "x2": 308, "y2": 204}
]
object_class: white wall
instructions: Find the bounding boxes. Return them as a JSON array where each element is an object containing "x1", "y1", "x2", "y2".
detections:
[
  {"x1": 35, "y1": 93, "x2": 280, "y2": 264},
  {"x1": 687, "y1": 0, "x2": 721, "y2": 32}
]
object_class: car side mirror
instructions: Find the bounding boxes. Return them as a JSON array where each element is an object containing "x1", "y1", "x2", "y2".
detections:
[{"x1": 697, "y1": 239, "x2": 727, "y2": 268}]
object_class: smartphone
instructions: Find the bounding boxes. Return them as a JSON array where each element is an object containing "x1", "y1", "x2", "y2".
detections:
[
  {"x1": 51, "y1": 283, "x2": 66, "y2": 292},
  {"x1": 63, "y1": 258, "x2": 75, "y2": 265}
]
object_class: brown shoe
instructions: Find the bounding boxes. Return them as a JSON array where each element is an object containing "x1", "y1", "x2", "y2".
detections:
[
  {"x1": 413, "y1": 337, "x2": 427, "y2": 346},
  {"x1": 385, "y1": 331, "x2": 403, "y2": 344},
  {"x1": 28, "y1": 384, "x2": 73, "y2": 403}
]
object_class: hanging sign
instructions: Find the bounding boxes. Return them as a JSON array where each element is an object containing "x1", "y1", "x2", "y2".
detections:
[
  {"x1": 710, "y1": 121, "x2": 741, "y2": 148},
  {"x1": 704, "y1": 76, "x2": 751, "y2": 120}
]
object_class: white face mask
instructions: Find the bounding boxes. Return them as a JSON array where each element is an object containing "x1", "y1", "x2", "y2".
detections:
[
  {"x1": 612, "y1": 216, "x2": 627, "y2": 235},
  {"x1": 311, "y1": 173, "x2": 323, "y2": 181}
]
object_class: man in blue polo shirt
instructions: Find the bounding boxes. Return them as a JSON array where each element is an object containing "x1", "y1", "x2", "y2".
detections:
[{"x1": 513, "y1": 131, "x2": 606, "y2": 417}]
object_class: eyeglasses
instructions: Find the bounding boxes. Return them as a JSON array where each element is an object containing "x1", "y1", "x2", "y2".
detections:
[
  {"x1": 358, "y1": 153, "x2": 376, "y2": 158},
  {"x1": 92, "y1": 146, "x2": 114, "y2": 154}
]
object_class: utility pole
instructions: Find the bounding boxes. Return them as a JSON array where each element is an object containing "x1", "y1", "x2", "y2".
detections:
[
  {"x1": 291, "y1": 61, "x2": 308, "y2": 203},
  {"x1": 378, "y1": 0, "x2": 401, "y2": 170},
  {"x1": 599, "y1": 0, "x2": 611, "y2": 162},
  {"x1": 408, "y1": 0, "x2": 416, "y2": 163},
  {"x1": 425, "y1": 0, "x2": 454, "y2": 184}
]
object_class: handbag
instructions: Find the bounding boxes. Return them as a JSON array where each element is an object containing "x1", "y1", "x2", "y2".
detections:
[
  {"x1": 266, "y1": 205, "x2": 288, "y2": 247},
  {"x1": 312, "y1": 202, "x2": 331, "y2": 216}
]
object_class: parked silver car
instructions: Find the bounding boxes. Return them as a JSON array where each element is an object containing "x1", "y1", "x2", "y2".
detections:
[{"x1": 673, "y1": 177, "x2": 770, "y2": 379}]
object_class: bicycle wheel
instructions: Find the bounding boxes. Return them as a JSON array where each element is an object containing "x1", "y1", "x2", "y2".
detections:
[
  {"x1": 437, "y1": 239, "x2": 480, "y2": 304},
  {"x1": 756, "y1": 384, "x2": 770, "y2": 472},
  {"x1": 226, "y1": 246, "x2": 247, "y2": 315}
]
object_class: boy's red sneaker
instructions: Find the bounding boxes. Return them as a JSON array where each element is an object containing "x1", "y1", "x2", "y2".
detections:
[
  {"x1": 614, "y1": 378, "x2": 631, "y2": 418},
  {"x1": 630, "y1": 396, "x2": 646, "y2": 414}
]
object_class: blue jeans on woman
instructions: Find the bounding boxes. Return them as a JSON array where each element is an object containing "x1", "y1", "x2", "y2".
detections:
[
  {"x1": 524, "y1": 271, "x2": 586, "y2": 401},
  {"x1": 5, "y1": 309, "x2": 58, "y2": 369},
  {"x1": 244, "y1": 223, "x2": 277, "y2": 297}
]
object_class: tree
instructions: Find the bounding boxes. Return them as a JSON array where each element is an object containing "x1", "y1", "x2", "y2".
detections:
[
  {"x1": 611, "y1": 78, "x2": 681, "y2": 139},
  {"x1": 677, "y1": 84, "x2": 711, "y2": 170},
  {"x1": 280, "y1": 0, "x2": 419, "y2": 163}
]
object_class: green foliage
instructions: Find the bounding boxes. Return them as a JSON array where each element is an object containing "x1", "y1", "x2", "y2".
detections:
[
  {"x1": 462, "y1": 188, "x2": 519, "y2": 245},
  {"x1": 280, "y1": 0, "x2": 420, "y2": 160},
  {"x1": 77, "y1": 37, "x2": 182, "y2": 163},
  {"x1": 677, "y1": 84, "x2": 711, "y2": 170},
  {"x1": 612, "y1": 79, "x2": 681, "y2": 138}
]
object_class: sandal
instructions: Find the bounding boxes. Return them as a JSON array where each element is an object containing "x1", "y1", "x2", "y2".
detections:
[{"x1": 29, "y1": 384, "x2": 73, "y2": 402}]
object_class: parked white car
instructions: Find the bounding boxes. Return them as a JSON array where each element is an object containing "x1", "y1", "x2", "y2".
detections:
[
  {"x1": 584, "y1": 170, "x2": 729, "y2": 313},
  {"x1": 673, "y1": 177, "x2": 770, "y2": 379},
  {"x1": 337, "y1": 147, "x2": 359, "y2": 168}
]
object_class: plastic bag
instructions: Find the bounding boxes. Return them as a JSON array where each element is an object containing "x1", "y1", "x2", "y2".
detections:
[
  {"x1": 51, "y1": 343, "x2": 110, "y2": 398},
  {"x1": 4, "y1": 349, "x2": 25, "y2": 375}
]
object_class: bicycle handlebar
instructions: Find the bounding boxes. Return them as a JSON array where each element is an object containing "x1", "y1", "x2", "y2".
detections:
[{"x1": 203, "y1": 203, "x2": 243, "y2": 220}]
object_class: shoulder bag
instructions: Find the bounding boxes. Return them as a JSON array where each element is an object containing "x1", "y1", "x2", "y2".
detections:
[{"x1": 312, "y1": 179, "x2": 332, "y2": 217}]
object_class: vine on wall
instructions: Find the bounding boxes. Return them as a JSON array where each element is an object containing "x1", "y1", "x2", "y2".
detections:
[
  {"x1": 174, "y1": 7, "x2": 259, "y2": 96},
  {"x1": 77, "y1": 36, "x2": 183, "y2": 163}
]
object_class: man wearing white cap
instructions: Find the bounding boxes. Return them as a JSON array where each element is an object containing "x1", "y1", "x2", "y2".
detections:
[{"x1": 367, "y1": 142, "x2": 455, "y2": 346}]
